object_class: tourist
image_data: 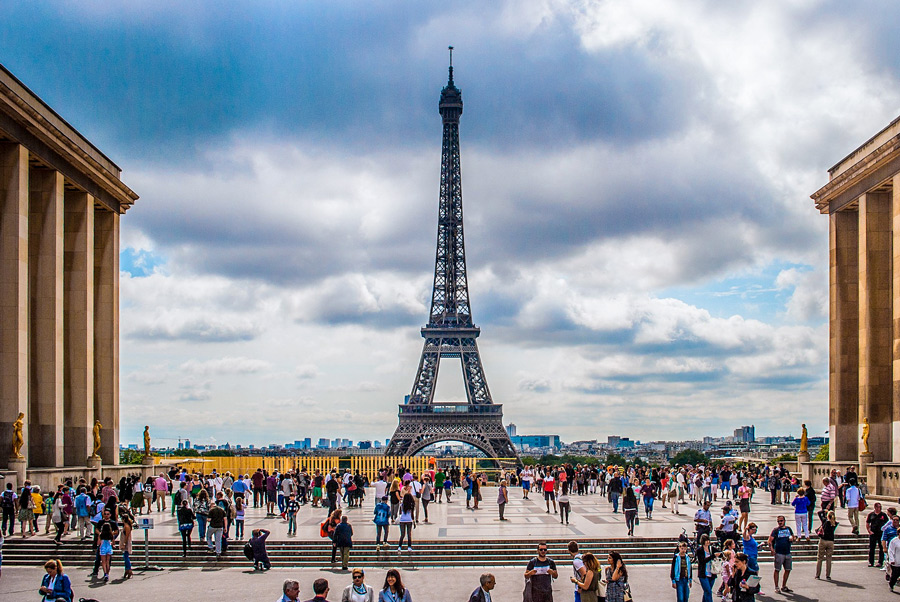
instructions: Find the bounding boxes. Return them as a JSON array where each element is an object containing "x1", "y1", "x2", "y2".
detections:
[
  {"x1": 814, "y1": 510, "x2": 837, "y2": 580},
  {"x1": 883, "y1": 514, "x2": 900, "y2": 569},
  {"x1": 397, "y1": 493, "x2": 415, "y2": 552},
  {"x1": 39, "y1": 559, "x2": 73, "y2": 602},
  {"x1": 640, "y1": 478, "x2": 656, "y2": 519},
  {"x1": 378, "y1": 569, "x2": 411, "y2": 602},
  {"x1": 572, "y1": 552, "x2": 600, "y2": 602},
  {"x1": 558, "y1": 482, "x2": 571, "y2": 525},
  {"x1": 741, "y1": 523, "x2": 760, "y2": 573},
  {"x1": 818, "y1": 477, "x2": 837, "y2": 524},
  {"x1": 737, "y1": 479, "x2": 751, "y2": 532},
  {"x1": 525, "y1": 542, "x2": 558, "y2": 602},
  {"x1": 153, "y1": 473, "x2": 168, "y2": 512},
  {"x1": 443, "y1": 472, "x2": 453, "y2": 502},
  {"x1": 278, "y1": 579, "x2": 301, "y2": 602},
  {"x1": 306, "y1": 578, "x2": 331, "y2": 602},
  {"x1": 207, "y1": 497, "x2": 226, "y2": 560},
  {"x1": 177, "y1": 499, "x2": 195, "y2": 557},
  {"x1": 420, "y1": 475, "x2": 433, "y2": 523},
  {"x1": 286, "y1": 492, "x2": 300, "y2": 536},
  {"x1": 568, "y1": 540, "x2": 585, "y2": 602},
  {"x1": 696, "y1": 534, "x2": 717, "y2": 602},
  {"x1": 670, "y1": 541, "x2": 692, "y2": 602},
  {"x1": 767, "y1": 515, "x2": 796, "y2": 594},
  {"x1": 343, "y1": 568, "x2": 376, "y2": 602},
  {"x1": 497, "y1": 478, "x2": 509, "y2": 521},
  {"x1": 522, "y1": 466, "x2": 533, "y2": 499},
  {"x1": 803, "y1": 479, "x2": 816, "y2": 531},
  {"x1": 249, "y1": 528, "x2": 271, "y2": 570},
  {"x1": 193, "y1": 489, "x2": 210, "y2": 540},
  {"x1": 435, "y1": 469, "x2": 445, "y2": 503},
  {"x1": 234, "y1": 495, "x2": 246, "y2": 539},
  {"x1": 544, "y1": 470, "x2": 558, "y2": 514},
  {"x1": 716, "y1": 549, "x2": 734, "y2": 600},
  {"x1": 889, "y1": 529, "x2": 900, "y2": 591},
  {"x1": 323, "y1": 508, "x2": 343, "y2": 563},
  {"x1": 0, "y1": 484, "x2": 15, "y2": 537},
  {"x1": 97, "y1": 520, "x2": 115, "y2": 581},
  {"x1": 389, "y1": 478, "x2": 401, "y2": 522},
  {"x1": 788, "y1": 487, "x2": 809, "y2": 541},
  {"x1": 622, "y1": 486, "x2": 638, "y2": 537},
  {"x1": 607, "y1": 472, "x2": 622, "y2": 513},
  {"x1": 267, "y1": 471, "x2": 280, "y2": 517},
  {"x1": 468, "y1": 573, "x2": 496, "y2": 602},
  {"x1": 728, "y1": 552, "x2": 760, "y2": 601},
  {"x1": 333, "y1": 515, "x2": 353, "y2": 570},
  {"x1": 867, "y1": 501, "x2": 889, "y2": 567},
  {"x1": 471, "y1": 473, "x2": 481, "y2": 510},
  {"x1": 119, "y1": 509, "x2": 134, "y2": 579},
  {"x1": 18, "y1": 481, "x2": 34, "y2": 537},
  {"x1": 603, "y1": 551, "x2": 628, "y2": 602},
  {"x1": 50, "y1": 491, "x2": 67, "y2": 544},
  {"x1": 373, "y1": 496, "x2": 391, "y2": 550},
  {"x1": 845, "y1": 478, "x2": 862, "y2": 535},
  {"x1": 89, "y1": 507, "x2": 117, "y2": 578}
]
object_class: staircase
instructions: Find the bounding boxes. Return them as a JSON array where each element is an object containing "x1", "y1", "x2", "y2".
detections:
[{"x1": 1, "y1": 535, "x2": 870, "y2": 569}]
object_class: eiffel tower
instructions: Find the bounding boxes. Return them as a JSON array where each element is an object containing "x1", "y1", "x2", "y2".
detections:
[{"x1": 386, "y1": 49, "x2": 518, "y2": 462}]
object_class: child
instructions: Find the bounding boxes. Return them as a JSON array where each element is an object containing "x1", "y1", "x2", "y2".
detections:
[
  {"x1": 285, "y1": 493, "x2": 300, "y2": 536},
  {"x1": 717, "y1": 548, "x2": 734, "y2": 599},
  {"x1": 443, "y1": 475, "x2": 453, "y2": 503},
  {"x1": 98, "y1": 521, "x2": 115, "y2": 581},
  {"x1": 234, "y1": 497, "x2": 245, "y2": 539}
]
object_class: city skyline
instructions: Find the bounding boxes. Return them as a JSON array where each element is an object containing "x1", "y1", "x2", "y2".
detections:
[{"x1": 4, "y1": 3, "x2": 900, "y2": 445}]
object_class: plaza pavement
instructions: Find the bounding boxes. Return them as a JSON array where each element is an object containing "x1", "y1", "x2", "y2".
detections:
[
  {"x1": 0, "y1": 562, "x2": 892, "y2": 601},
  {"x1": 22, "y1": 485, "x2": 887, "y2": 543}
]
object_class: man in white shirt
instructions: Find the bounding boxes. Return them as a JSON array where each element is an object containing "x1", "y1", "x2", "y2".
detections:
[
  {"x1": 888, "y1": 528, "x2": 900, "y2": 591},
  {"x1": 373, "y1": 476, "x2": 388, "y2": 506},
  {"x1": 694, "y1": 501, "x2": 712, "y2": 545},
  {"x1": 845, "y1": 480, "x2": 861, "y2": 535}
]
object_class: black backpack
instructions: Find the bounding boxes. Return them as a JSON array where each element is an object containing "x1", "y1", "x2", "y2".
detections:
[
  {"x1": 0, "y1": 490, "x2": 14, "y2": 509},
  {"x1": 243, "y1": 542, "x2": 254, "y2": 561}
]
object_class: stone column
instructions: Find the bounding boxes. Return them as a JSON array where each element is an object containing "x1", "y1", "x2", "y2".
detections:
[
  {"x1": 28, "y1": 167, "x2": 65, "y2": 468},
  {"x1": 859, "y1": 191, "x2": 893, "y2": 464},
  {"x1": 830, "y1": 209, "x2": 859, "y2": 461},
  {"x1": 94, "y1": 209, "x2": 119, "y2": 465},
  {"x1": 0, "y1": 143, "x2": 28, "y2": 465},
  {"x1": 894, "y1": 174, "x2": 900, "y2": 463},
  {"x1": 64, "y1": 190, "x2": 94, "y2": 466}
]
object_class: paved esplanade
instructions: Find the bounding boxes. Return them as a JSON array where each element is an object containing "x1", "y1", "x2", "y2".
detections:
[
  {"x1": 19, "y1": 486, "x2": 877, "y2": 542},
  {"x1": 0, "y1": 563, "x2": 888, "y2": 602}
]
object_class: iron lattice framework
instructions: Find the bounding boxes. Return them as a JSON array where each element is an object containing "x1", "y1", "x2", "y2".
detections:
[{"x1": 386, "y1": 51, "x2": 518, "y2": 461}]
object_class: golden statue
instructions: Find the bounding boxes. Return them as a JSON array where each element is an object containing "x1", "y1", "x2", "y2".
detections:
[
  {"x1": 800, "y1": 423, "x2": 808, "y2": 453},
  {"x1": 143, "y1": 426, "x2": 151, "y2": 457},
  {"x1": 11, "y1": 412, "x2": 24, "y2": 459},
  {"x1": 91, "y1": 420, "x2": 102, "y2": 459},
  {"x1": 862, "y1": 416, "x2": 870, "y2": 455}
]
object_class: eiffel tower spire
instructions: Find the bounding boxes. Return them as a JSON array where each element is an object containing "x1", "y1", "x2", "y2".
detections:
[{"x1": 386, "y1": 51, "x2": 518, "y2": 462}]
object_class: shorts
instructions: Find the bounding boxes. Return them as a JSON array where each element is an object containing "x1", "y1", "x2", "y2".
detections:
[
  {"x1": 544, "y1": 490, "x2": 555, "y2": 501},
  {"x1": 99, "y1": 540, "x2": 113, "y2": 556},
  {"x1": 522, "y1": 481, "x2": 531, "y2": 491},
  {"x1": 740, "y1": 499, "x2": 750, "y2": 513},
  {"x1": 774, "y1": 553, "x2": 792, "y2": 571},
  {"x1": 266, "y1": 490, "x2": 277, "y2": 503},
  {"x1": 313, "y1": 487, "x2": 322, "y2": 497}
]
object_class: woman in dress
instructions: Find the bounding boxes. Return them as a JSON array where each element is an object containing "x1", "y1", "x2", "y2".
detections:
[
  {"x1": 378, "y1": 568, "x2": 412, "y2": 602},
  {"x1": 603, "y1": 551, "x2": 628, "y2": 602}
]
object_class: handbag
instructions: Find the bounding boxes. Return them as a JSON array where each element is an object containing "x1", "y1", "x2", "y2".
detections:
[
  {"x1": 710, "y1": 557, "x2": 725, "y2": 575},
  {"x1": 623, "y1": 582, "x2": 634, "y2": 601},
  {"x1": 858, "y1": 497, "x2": 867, "y2": 511},
  {"x1": 522, "y1": 579, "x2": 533, "y2": 602}
]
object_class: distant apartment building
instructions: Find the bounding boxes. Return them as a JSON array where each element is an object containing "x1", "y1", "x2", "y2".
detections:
[
  {"x1": 510, "y1": 435, "x2": 561, "y2": 451},
  {"x1": 733, "y1": 425, "x2": 756, "y2": 443},
  {"x1": 506, "y1": 423, "x2": 517, "y2": 437}
]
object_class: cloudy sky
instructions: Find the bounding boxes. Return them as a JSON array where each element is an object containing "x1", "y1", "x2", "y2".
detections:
[{"x1": 5, "y1": 1, "x2": 900, "y2": 448}]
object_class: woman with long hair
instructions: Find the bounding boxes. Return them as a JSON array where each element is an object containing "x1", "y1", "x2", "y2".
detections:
[
  {"x1": 573, "y1": 552, "x2": 601, "y2": 602},
  {"x1": 389, "y1": 478, "x2": 402, "y2": 522},
  {"x1": 622, "y1": 487, "x2": 638, "y2": 536},
  {"x1": 497, "y1": 479, "x2": 509, "y2": 521},
  {"x1": 177, "y1": 499, "x2": 195, "y2": 557},
  {"x1": 120, "y1": 509, "x2": 134, "y2": 579},
  {"x1": 397, "y1": 493, "x2": 415, "y2": 552},
  {"x1": 378, "y1": 568, "x2": 412, "y2": 602},
  {"x1": 815, "y1": 510, "x2": 838, "y2": 580},
  {"x1": 39, "y1": 559, "x2": 73, "y2": 602},
  {"x1": 98, "y1": 521, "x2": 115, "y2": 581},
  {"x1": 695, "y1": 533, "x2": 717, "y2": 602},
  {"x1": 604, "y1": 551, "x2": 628, "y2": 602},
  {"x1": 193, "y1": 489, "x2": 210, "y2": 540}
]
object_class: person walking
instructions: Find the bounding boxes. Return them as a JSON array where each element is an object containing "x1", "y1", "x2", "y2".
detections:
[
  {"x1": 343, "y1": 568, "x2": 376, "y2": 602},
  {"x1": 728, "y1": 553, "x2": 760, "y2": 601},
  {"x1": 498, "y1": 479, "x2": 509, "y2": 521},
  {"x1": 39, "y1": 559, "x2": 73, "y2": 602},
  {"x1": 815, "y1": 510, "x2": 838, "y2": 580},
  {"x1": 333, "y1": 515, "x2": 353, "y2": 571},
  {"x1": 176, "y1": 499, "x2": 195, "y2": 557},
  {"x1": 525, "y1": 542, "x2": 558, "y2": 602},
  {"x1": 737, "y1": 479, "x2": 751, "y2": 532},
  {"x1": 845, "y1": 478, "x2": 861, "y2": 535},
  {"x1": 397, "y1": 494, "x2": 415, "y2": 552},
  {"x1": 373, "y1": 496, "x2": 391, "y2": 550},
  {"x1": 889, "y1": 530, "x2": 900, "y2": 592},
  {"x1": 803, "y1": 480, "x2": 816, "y2": 532},
  {"x1": 696, "y1": 534, "x2": 717, "y2": 602},
  {"x1": 670, "y1": 541, "x2": 692, "y2": 602},
  {"x1": 468, "y1": 573, "x2": 496, "y2": 602},
  {"x1": 866, "y1": 502, "x2": 889, "y2": 568},
  {"x1": 623, "y1": 487, "x2": 638, "y2": 536},
  {"x1": 378, "y1": 569, "x2": 412, "y2": 602},
  {"x1": 206, "y1": 500, "x2": 226, "y2": 560},
  {"x1": 767, "y1": 515, "x2": 796, "y2": 594},
  {"x1": 558, "y1": 482, "x2": 571, "y2": 525},
  {"x1": 573, "y1": 552, "x2": 601, "y2": 602},
  {"x1": 420, "y1": 476, "x2": 433, "y2": 523},
  {"x1": 603, "y1": 551, "x2": 629, "y2": 602},
  {"x1": 306, "y1": 578, "x2": 332, "y2": 602}
]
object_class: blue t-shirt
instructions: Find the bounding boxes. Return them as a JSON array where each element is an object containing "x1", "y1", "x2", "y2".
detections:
[
  {"x1": 743, "y1": 536, "x2": 759, "y2": 559},
  {"x1": 882, "y1": 523, "x2": 898, "y2": 542},
  {"x1": 770, "y1": 526, "x2": 794, "y2": 555},
  {"x1": 373, "y1": 503, "x2": 390, "y2": 526}
]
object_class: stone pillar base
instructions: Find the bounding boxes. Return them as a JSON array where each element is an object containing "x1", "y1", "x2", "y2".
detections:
[
  {"x1": 798, "y1": 454, "x2": 811, "y2": 484},
  {"x1": 859, "y1": 452, "x2": 874, "y2": 475},
  {"x1": 7, "y1": 458, "x2": 26, "y2": 489},
  {"x1": 86, "y1": 456, "x2": 102, "y2": 470},
  {"x1": 798, "y1": 451, "x2": 810, "y2": 463},
  {"x1": 142, "y1": 455, "x2": 154, "y2": 466}
]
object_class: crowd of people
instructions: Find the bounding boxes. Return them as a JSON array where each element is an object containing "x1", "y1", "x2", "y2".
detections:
[{"x1": 4, "y1": 460, "x2": 900, "y2": 600}]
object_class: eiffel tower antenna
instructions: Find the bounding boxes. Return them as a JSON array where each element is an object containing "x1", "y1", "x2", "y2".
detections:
[{"x1": 386, "y1": 51, "x2": 519, "y2": 464}]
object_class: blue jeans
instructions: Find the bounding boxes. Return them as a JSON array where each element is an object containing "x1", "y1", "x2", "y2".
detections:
[
  {"x1": 278, "y1": 493, "x2": 285, "y2": 514},
  {"x1": 123, "y1": 550, "x2": 132, "y2": 572},
  {"x1": 610, "y1": 492, "x2": 620, "y2": 512},
  {"x1": 643, "y1": 496, "x2": 654, "y2": 514},
  {"x1": 675, "y1": 577, "x2": 690, "y2": 602},
  {"x1": 376, "y1": 524, "x2": 389, "y2": 545},
  {"x1": 698, "y1": 576, "x2": 716, "y2": 602},
  {"x1": 287, "y1": 513, "x2": 296, "y2": 534},
  {"x1": 197, "y1": 514, "x2": 207, "y2": 539},
  {"x1": 574, "y1": 590, "x2": 581, "y2": 602}
]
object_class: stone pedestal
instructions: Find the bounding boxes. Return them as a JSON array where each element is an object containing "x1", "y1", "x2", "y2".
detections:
[
  {"x1": 798, "y1": 453, "x2": 811, "y2": 484},
  {"x1": 798, "y1": 451, "x2": 810, "y2": 463},
  {"x1": 859, "y1": 452, "x2": 874, "y2": 476},
  {"x1": 86, "y1": 456, "x2": 101, "y2": 470},
  {"x1": 7, "y1": 458, "x2": 25, "y2": 489},
  {"x1": 142, "y1": 456, "x2": 154, "y2": 466}
]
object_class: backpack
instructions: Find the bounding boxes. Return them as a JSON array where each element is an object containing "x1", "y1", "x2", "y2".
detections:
[
  {"x1": 243, "y1": 542, "x2": 254, "y2": 561},
  {"x1": 0, "y1": 490, "x2": 14, "y2": 510},
  {"x1": 320, "y1": 521, "x2": 330, "y2": 538}
]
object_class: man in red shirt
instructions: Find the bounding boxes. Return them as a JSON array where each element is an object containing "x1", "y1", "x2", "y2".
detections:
[{"x1": 543, "y1": 471, "x2": 557, "y2": 514}]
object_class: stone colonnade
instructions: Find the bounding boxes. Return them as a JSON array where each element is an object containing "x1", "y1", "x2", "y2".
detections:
[
  {"x1": 0, "y1": 64, "x2": 136, "y2": 476},
  {"x1": 814, "y1": 115, "x2": 900, "y2": 473}
]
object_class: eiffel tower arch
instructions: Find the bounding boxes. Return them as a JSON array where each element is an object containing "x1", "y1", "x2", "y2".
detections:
[{"x1": 386, "y1": 49, "x2": 518, "y2": 465}]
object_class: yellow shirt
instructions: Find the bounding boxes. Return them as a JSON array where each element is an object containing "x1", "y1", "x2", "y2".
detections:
[{"x1": 32, "y1": 492, "x2": 43, "y2": 514}]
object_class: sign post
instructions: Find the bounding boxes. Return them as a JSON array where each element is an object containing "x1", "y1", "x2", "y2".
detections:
[{"x1": 134, "y1": 517, "x2": 163, "y2": 571}]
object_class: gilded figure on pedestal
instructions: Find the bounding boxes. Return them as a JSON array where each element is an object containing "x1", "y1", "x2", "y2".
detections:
[
  {"x1": 862, "y1": 417, "x2": 870, "y2": 455},
  {"x1": 11, "y1": 412, "x2": 25, "y2": 459},
  {"x1": 800, "y1": 423, "x2": 808, "y2": 453},
  {"x1": 143, "y1": 426, "x2": 151, "y2": 457},
  {"x1": 91, "y1": 420, "x2": 102, "y2": 459}
]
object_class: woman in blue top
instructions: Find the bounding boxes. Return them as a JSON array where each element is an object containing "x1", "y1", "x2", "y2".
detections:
[
  {"x1": 791, "y1": 488, "x2": 811, "y2": 540},
  {"x1": 378, "y1": 568, "x2": 412, "y2": 602},
  {"x1": 39, "y1": 558, "x2": 73, "y2": 602},
  {"x1": 741, "y1": 523, "x2": 760, "y2": 572}
]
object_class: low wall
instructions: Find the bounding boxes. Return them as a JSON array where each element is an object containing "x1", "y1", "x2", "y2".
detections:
[
  {"x1": 800, "y1": 460, "x2": 900, "y2": 499},
  {"x1": 2, "y1": 465, "x2": 156, "y2": 492}
]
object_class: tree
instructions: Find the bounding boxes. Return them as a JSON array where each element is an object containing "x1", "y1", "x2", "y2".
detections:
[
  {"x1": 774, "y1": 453, "x2": 797, "y2": 463},
  {"x1": 119, "y1": 449, "x2": 145, "y2": 465},
  {"x1": 670, "y1": 449, "x2": 708, "y2": 467},
  {"x1": 605, "y1": 453, "x2": 628, "y2": 467},
  {"x1": 813, "y1": 444, "x2": 829, "y2": 462}
]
